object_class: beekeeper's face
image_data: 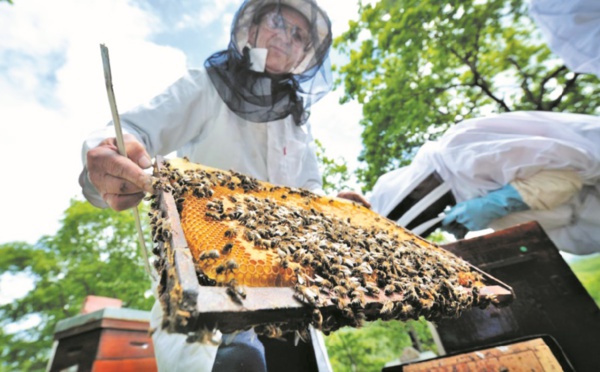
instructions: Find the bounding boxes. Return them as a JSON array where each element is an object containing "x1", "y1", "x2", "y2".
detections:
[{"x1": 250, "y1": 6, "x2": 310, "y2": 74}]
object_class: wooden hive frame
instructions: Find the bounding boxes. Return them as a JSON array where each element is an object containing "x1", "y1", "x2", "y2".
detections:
[{"x1": 150, "y1": 156, "x2": 514, "y2": 337}]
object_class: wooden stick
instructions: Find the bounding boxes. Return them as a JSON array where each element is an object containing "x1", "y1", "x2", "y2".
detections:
[{"x1": 100, "y1": 44, "x2": 156, "y2": 281}]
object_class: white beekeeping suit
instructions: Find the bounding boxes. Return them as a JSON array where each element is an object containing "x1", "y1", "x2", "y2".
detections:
[
  {"x1": 370, "y1": 111, "x2": 600, "y2": 255},
  {"x1": 528, "y1": 0, "x2": 600, "y2": 76}
]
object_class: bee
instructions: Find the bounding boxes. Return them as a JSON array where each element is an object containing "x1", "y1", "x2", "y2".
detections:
[
  {"x1": 364, "y1": 283, "x2": 380, "y2": 296},
  {"x1": 199, "y1": 249, "x2": 220, "y2": 260},
  {"x1": 332, "y1": 286, "x2": 347, "y2": 297},
  {"x1": 301, "y1": 253, "x2": 314, "y2": 266},
  {"x1": 313, "y1": 275, "x2": 333, "y2": 290},
  {"x1": 226, "y1": 286, "x2": 242, "y2": 304},
  {"x1": 224, "y1": 259, "x2": 239, "y2": 273},
  {"x1": 292, "y1": 248, "x2": 306, "y2": 262},
  {"x1": 353, "y1": 262, "x2": 373, "y2": 276},
  {"x1": 398, "y1": 304, "x2": 414, "y2": 318},
  {"x1": 206, "y1": 201, "x2": 219, "y2": 210},
  {"x1": 420, "y1": 298, "x2": 435, "y2": 311},
  {"x1": 312, "y1": 308, "x2": 323, "y2": 329},
  {"x1": 224, "y1": 228, "x2": 237, "y2": 238},
  {"x1": 384, "y1": 284, "x2": 396, "y2": 296},
  {"x1": 403, "y1": 287, "x2": 419, "y2": 302},
  {"x1": 228, "y1": 195, "x2": 238, "y2": 203},
  {"x1": 350, "y1": 290, "x2": 366, "y2": 307},
  {"x1": 232, "y1": 207, "x2": 245, "y2": 220},
  {"x1": 222, "y1": 242, "x2": 234, "y2": 254},
  {"x1": 226, "y1": 279, "x2": 246, "y2": 304},
  {"x1": 331, "y1": 264, "x2": 352, "y2": 277},
  {"x1": 380, "y1": 300, "x2": 394, "y2": 315},
  {"x1": 245, "y1": 230, "x2": 260, "y2": 242},
  {"x1": 206, "y1": 188, "x2": 214, "y2": 197},
  {"x1": 343, "y1": 257, "x2": 356, "y2": 267},
  {"x1": 276, "y1": 248, "x2": 288, "y2": 258},
  {"x1": 295, "y1": 285, "x2": 319, "y2": 306},
  {"x1": 270, "y1": 238, "x2": 281, "y2": 248},
  {"x1": 205, "y1": 212, "x2": 221, "y2": 220},
  {"x1": 331, "y1": 296, "x2": 349, "y2": 310},
  {"x1": 215, "y1": 264, "x2": 226, "y2": 275},
  {"x1": 256, "y1": 324, "x2": 285, "y2": 341},
  {"x1": 244, "y1": 219, "x2": 257, "y2": 229},
  {"x1": 192, "y1": 187, "x2": 205, "y2": 198},
  {"x1": 341, "y1": 307, "x2": 355, "y2": 320},
  {"x1": 295, "y1": 270, "x2": 307, "y2": 286}
]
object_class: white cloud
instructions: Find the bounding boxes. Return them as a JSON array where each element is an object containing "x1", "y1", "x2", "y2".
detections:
[
  {"x1": 198, "y1": 0, "x2": 242, "y2": 25},
  {"x1": 0, "y1": 273, "x2": 35, "y2": 306},
  {"x1": 311, "y1": 88, "x2": 364, "y2": 183},
  {"x1": 0, "y1": 0, "x2": 188, "y2": 244},
  {"x1": 318, "y1": 0, "x2": 360, "y2": 36}
]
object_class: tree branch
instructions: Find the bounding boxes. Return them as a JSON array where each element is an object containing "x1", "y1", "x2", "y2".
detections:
[
  {"x1": 546, "y1": 73, "x2": 580, "y2": 110},
  {"x1": 538, "y1": 64, "x2": 567, "y2": 103},
  {"x1": 507, "y1": 57, "x2": 538, "y2": 107},
  {"x1": 447, "y1": 45, "x2": 511, "y2": 112}
]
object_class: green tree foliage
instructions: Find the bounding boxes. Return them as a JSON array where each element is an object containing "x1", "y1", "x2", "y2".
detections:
[
  {"x1": 335, "y1": 0, "x2": 600, "y2": 190},
  {"x1": 314, "y1": 138, "x2": 351, "y2": 194},
  {"x1": 0, "y1": 199, "x2": 153, "y2": 371},
  {"x1": 570, "y1": 254, "x2": 600, "y2": 307},
  {"x1": 325, "y1": 319, "x2": 436, "y2": 372},
  {"x1": 0, "y1": 0, "x2": 14, "y2": 5}
]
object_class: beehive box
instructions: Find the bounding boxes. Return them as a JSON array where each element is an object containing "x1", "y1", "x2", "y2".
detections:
[{"x1": 148, "y1": 156, "x2": 513, "y2": 340}]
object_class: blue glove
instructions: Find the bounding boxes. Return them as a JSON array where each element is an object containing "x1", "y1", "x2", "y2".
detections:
[{"x1": 442, "y1": 184, "x2": 529, "y2": 232}]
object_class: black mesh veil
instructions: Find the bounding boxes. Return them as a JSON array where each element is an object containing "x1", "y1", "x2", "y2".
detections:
[{"x1": 205, "y1": 0, "x2": 333, "y2": 125}]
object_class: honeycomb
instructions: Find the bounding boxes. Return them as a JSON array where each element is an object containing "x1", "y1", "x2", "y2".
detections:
[
  {"x1": 150, "y1": 157, "x2": 493, "y2": 333},
  {"x1": 178, "y1": 191, "x2": 299, "y2": 287}
]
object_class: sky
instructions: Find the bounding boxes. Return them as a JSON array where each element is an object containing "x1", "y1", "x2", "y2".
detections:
[{"x1": 0, "y1": 0, "x2": 367, "y2": 247}]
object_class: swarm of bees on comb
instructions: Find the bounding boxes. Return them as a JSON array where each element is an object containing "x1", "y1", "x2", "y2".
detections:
[{"x1": 148, "y1": 157, "x2": 498, "y2": 339}]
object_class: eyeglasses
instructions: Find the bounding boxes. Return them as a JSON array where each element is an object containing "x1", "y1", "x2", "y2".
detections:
[{"x1": 263, "y1": 11, "x2": 311, "y2": 49}]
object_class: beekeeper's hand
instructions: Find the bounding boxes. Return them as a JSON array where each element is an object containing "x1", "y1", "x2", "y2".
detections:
[
  {"x1": 84, "y1": 134, "x2": 153, "y2": 211},
  {"x1": 442, "y1": 184, "x2": 529, "y2": 231},
  {"x1": 337, "y1": 190, "x2": 372, "y2": 208}
]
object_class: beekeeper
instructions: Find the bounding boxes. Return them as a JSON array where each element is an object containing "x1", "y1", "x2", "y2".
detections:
[
  {"x1": 79, "y1": 0, "x2": 333, "y2": 371},
  {"x1": 528, "y1": 0, "x2": 600, "y2": 77},
  {"x1": 366, "y1": 111, "x2": 600, "y2": 256}
]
